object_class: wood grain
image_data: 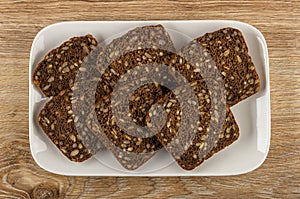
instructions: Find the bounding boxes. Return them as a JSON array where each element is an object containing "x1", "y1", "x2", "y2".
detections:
[{"x1": 0, "y1": 0, "x2": 299, "y2": 198}]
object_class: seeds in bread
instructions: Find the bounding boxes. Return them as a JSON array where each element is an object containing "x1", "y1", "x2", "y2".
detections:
[
  {"x1": 88, "y1": 83, "x2": 165, "y2": 170},
  {"x1": 90, "y1": 65, "x2": 178, "y2": 170},
  {"x1": 175, "y1": 27, "x2": 260, "y2": 106},
  {"x1": 38, "y1": 91, "x2": 105, "y2": 162},
  {"x1": 125, "y1": 83, "x2": 165, "y2": 127},
  {"x1": 33, "y1": 34, "x2": 98, "y2": 97},
  {"x1": 88, "y1": 25, "x2": 177, "y2": 169},
  {"x1": 68, "y1": 46, "x2": 112, "y2": 155},
  {"x1": 147, "y1": 79, "x2": 239, "y2": 170},
  {"x1": 96, "y1": 24, "x2": 175, "y2": 75},
  {"x1": 38, "y1": 46, "x2": 109, "y2": 162}
]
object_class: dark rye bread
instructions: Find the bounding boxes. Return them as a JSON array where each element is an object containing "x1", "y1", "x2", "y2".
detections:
[
  {"x1": 33, "y1": 34, "x2": 98, "y2": 97},
  {"x1": 70, "y1": 47, "x2": 112, "y2": 153},
  {"x1": 38, "y1": 46, "x2": 109, "y2": 162},
  {"x1": 97, "y1": 24, "x2": 175, "y2": 84},
  {"x1": 89, "y1": 64, "x2": 178, "y2": 170},
  {"x1": 128, "y1": 83, "x2": 165, "y2": 127},
  {"x1": 71, "y1": 46, "x2": 112, "y2": 126},
  {"x1": 88, "y1": 83, "x2": 165, "y2": 170},
  {"x1": 147, "y1": 79, "x2": 239, "y2": 170},
  {"x1": 111, "y1": 61, "x2": 178, "y2": 127},
  {"x1": 38, "y1": 91, "x2": 104, "y2": 162},
  {"x1": 174, "y1": 27, "x2": 260, "y2": 106},
  {"x1": 88, "y1": 25, "x2": 177, "y2": 169}
]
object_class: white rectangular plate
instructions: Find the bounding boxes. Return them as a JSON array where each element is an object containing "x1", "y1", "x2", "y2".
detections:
[{"x1": 29, "y1": 20, "x2": 270, "y2": 176}]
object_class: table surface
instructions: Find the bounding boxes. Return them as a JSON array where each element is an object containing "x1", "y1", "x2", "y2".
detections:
[{"x1": 1, "y1": 0, "x2": 299, "y2": 198}]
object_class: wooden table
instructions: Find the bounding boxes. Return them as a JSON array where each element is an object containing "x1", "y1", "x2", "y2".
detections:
[{"x1": 1, "y1": 1, "x2": 299, "y2": 198}]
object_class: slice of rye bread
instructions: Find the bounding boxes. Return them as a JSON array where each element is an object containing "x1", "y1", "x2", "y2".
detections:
[
  {"x1": 33, "y1": 34, "x2": 98, "y2": 97},
  {"x1": 38, "y1": 90, "x2": 106, "y2": 162},
  {"x1": 173, "y1": 27, "x2": 260, "y2": 106},
  {"x1": 147, "y1": 79, "x2": 239, "y2": 170},
  {"x1": 88, "y1": 25, "x2": 178, "y2": 169},
  {"x1": 96, "y1": 24, "x2": 176, "y2": 88}
]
